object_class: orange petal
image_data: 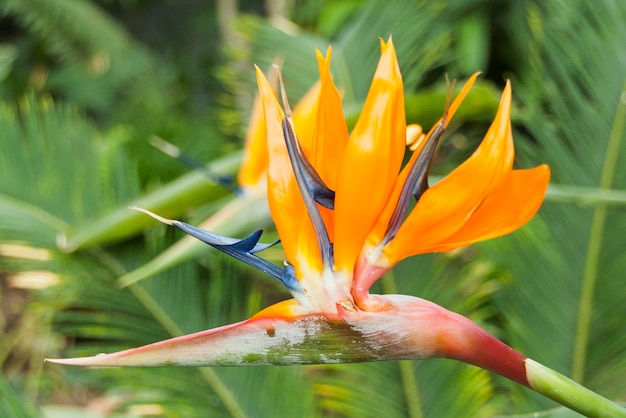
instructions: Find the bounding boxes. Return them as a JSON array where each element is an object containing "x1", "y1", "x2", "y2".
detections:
[
  {"x1": 333, "y1": 38, "x2": 406, "y2": 273},
  {"x1": 385, "y1": 81, "x2": 515, "y2": 263},
  {"x1": 314, "y1": 47, "x2": 351, "y2": 242},
  {"x1": 291, "y1": 81, "x2": 321, "y2": 147},
  {"x1": 426, "y1": 165, "x2": 550, "y2": 252},
  {"x1": 445, "y1": 72, "x2": 481, "y2": 128},
  {"x1": 308, "y1": 47, "x2": 349, "y2": 190},
  {"x1": 256, "y1": 67, "x2": 322, "y2": 276},
  {"x1": 288, "y1": 48, "x2": 350, "y2": 245},
  {"x1": 238, "y1": 92, "x2": 269, "y2": 188},
  {"x1": 251, "y1": 299, "x2": 303, "y2": 319},
  {"x1": 365, "y1": 74, "x2": 480, "y2": 248}
]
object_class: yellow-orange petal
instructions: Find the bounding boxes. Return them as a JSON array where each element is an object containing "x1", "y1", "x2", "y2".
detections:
[
  {"x1": 238, "y1": 91, "x2": 269, "y2": 189},
  {"x1": 291, "y1": 81, "x2": 321, "y2": 148},
  {"x1": 425, "y1": 165, "x2": 550, "y2": 252},
  {"x1": 385, "y1": 81, "x2": 515, "y2": 263},
  {"x1": 365, "y1": 74, "x2": 480, "y2": 248},
  {"x1": 333, "y1": 37, "x2": 406, "y2": 273},
  {"x1": 256, "y1": 67, "x2": 322, "y2": 277},
  {"x1": 306, "y1": 47, "x2": 351, "y2": 243},
  {"x1": 445, "y1": 72, "x2": 481, "y2": 128},
  {"x1": 308, "y1": 47, "x2": 349, "y2": 190},
  {"x1": 250, "y1": 299, "x2": 303, "y2": 320}
]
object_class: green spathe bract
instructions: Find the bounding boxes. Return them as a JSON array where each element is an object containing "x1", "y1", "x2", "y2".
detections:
[{"x1": 47, "y1": 294, "x2": 626, "y2": 416}]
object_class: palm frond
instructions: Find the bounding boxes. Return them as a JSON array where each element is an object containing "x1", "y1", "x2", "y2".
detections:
[
  {"x1": 0, "y1": 94, "x2": 290, "y2": 416},
  {"x1": 0, "y1": 95, "x2": 140, "y2": 223},
  {"x1": 1, "y1": 0, "x2": 139, "y2": 66},
  {"x1": 234, "y1": 0, "x2": 452, "y2": 116},
  {"x1": 483, "y1": 0, "x2": 626, "y2": 408}
]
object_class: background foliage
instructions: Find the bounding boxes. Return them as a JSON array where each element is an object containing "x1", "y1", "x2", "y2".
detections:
[{"x1": 1, "y1": 0, "x2": 625, "y2": 417}]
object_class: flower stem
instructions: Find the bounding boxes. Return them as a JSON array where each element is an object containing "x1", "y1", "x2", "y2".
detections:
[
  {"x1": 572, "y1": 81, "x2": 626, "y2": 383},
  {"x1": 525, "y1": 359, "x2": 626, "y2": 417}
]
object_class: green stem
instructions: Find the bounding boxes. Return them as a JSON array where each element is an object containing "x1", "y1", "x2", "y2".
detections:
[
  {"x1": 572, "y1": 83, "x2": 626, "y2": 383},
  {"x1": 545, "y1": 183, "x2": 626, "y2": 206},
  {"x1": 382, "y1": 272, "x2": 424, "y2": 418},
  {"x1": 526, "y1": 359, "x2": 626, "y2": 417},
  {"x1": 94, "y1": 249, "x2": 248, "y2": 418},
  {"x1": 398, "y1": 360, "x2": 423, "y2": 418}
]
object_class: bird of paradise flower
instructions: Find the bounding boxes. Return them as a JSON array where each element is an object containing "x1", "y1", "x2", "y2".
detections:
[{"x1": 48, "y1": 38, "x2": 626, "y2": 417}]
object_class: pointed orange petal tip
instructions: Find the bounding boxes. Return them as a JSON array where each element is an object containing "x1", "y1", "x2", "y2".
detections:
[
  {"x1": 308, "y1": 44, "x2": 348, "y2": 191},
  {"x1": 255, "y1": 66, "x2": 280, "y2": 108},
  {"x1": 445, "y1": 72, "x2": 480, "y2": 125},
  {"x1": 379, "y1": 75, "x2": 517, "y2": 264},
  {"x1": 503, "y1": 79, "x2": 512, "y2": 104},
  {"x1": 333, "y1": 33, "x2": 404, "y2": 273},
  {"x1": 258, "y1": 62, "x2": 325, "y2": 277},
  {"x1": 380, "y1": 35, "x2": 393, "y2": 50},
  {"x1": 315, "y1": 46, "x2": 333, "y2": 73},
  {"x1": 424, "y1": 164, "x2": 550, "y2": 253}
]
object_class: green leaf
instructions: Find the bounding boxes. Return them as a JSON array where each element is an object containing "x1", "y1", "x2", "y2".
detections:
[
  {"x1": 0, "y1": 43, "x2": 17, "y2": 83},
  {"x1": 0, "y1": 375, "x2": 40, "y2": 418},
  {"x1": 59, "y1": 152, "x2": 241, "y2": 252}
]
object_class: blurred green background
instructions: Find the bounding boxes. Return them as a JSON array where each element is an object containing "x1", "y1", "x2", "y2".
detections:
[{"x1": 1, "y1": 0, "x2": 625, "y2": 417}]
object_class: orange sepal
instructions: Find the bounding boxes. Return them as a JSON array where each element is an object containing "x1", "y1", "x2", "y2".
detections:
[
  {"x1": 238, "y1": 71, "x2": 277, "y2": 188},
  {"x1": 333, "y1": 37, "x2": 406, "y2": 273},
  {"x1": 308, "y1": 47, "x2": 349, "y2": 190},
  {"x1": 426, "y1": 165, "x2": 550, "y2": 252},
  {"x1": 365, "y1": 74, "x2": 480, "y2": 247},
  {"x1": 256, "y1": 67, "x2": 322, "y2": 276},
  {"x1": 385, "y1": 81, "x2": 515, "y2": 263},
  {"x1": 291, "y1": 81, "x2": 321, "y2": 148},
  {"x1": 250, "y1": 299, "x2": 302, "y2": 320},
  {"x1": 310, "y1": 47, "x2": 350, "y2": 241}
]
